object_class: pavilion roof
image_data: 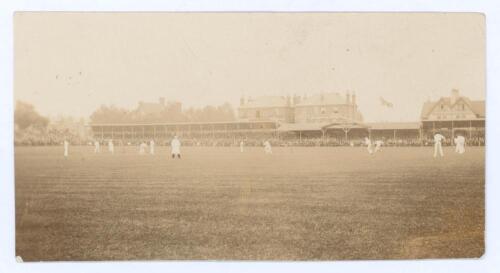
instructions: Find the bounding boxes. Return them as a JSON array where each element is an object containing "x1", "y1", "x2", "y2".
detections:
[{"x1": 366, "y1": 122, "x2": 421, "y2": 130}]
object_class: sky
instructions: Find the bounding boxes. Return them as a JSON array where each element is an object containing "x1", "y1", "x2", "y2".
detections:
[{"x1": 14, "y1": 12, "x2": 485, "y2": 122}]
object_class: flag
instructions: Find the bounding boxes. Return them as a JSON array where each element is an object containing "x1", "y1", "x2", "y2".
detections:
[{"x1": 380, "y1": 97, "x2": 394, "y2": 108}]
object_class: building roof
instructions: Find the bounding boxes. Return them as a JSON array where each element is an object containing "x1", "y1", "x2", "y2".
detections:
[
  {"x1": 239, "y1": 93, "x2": 353, "y2": 109},
  {"x1": 89, "y1": 120, "x2": 277, "y2": 127},
  {"x1": 240, "y1": 96, "x2": 290, "y2": 109},
  {"x1": 324, "y1": 123, "x2": 369, "y2": 130},
  {"x1": 420, "y1": 96, "x2": 485, "y2": 120},
  {"x1": 277, "y1": 123, "x2": 330, "y2": 132},
  {"x1": 295, "y1": 92, "x2": 346, "y2": 106},
  {"x1": 277, "y1": 122, "x2": 368, "y2": 132},
  {"x1": 469, "y1": 100, "x2": 485, "y2": 118},
  {"x1": 366, "y1": 122, "x2": 421, "y2": 130},
  {"x1": 420, "y1": 101, "x2": 434, "y2": 119}
]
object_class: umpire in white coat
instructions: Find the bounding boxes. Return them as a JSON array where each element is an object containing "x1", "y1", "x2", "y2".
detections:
[{"x1": 171, "y1": 136, "x2": 181, "y2": 159}]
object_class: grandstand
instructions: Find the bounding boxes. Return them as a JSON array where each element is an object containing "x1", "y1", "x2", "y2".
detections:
[
  {"x1": 89, "y1": 120, "x2": 278, "y2": 146},
  {"x1": 420, "y1": 89, "x2": 485, "y2": 146},
  {"x1": 366, "y1": 122, "x2": 422, "y2": 146},
  {"x1": 88, "y1": 89, "x2": 485, "y2": 146}
]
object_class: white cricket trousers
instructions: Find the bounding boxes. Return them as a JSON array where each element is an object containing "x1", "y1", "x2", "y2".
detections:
[{"x1": 434, "y1": 142, "x2": 443, "y2": 157}]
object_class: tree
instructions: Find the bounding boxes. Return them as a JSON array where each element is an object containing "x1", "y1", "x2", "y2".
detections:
[
  {"x1": 14, "y1": 101, "x2": 49, "y2": 130},
  {"x1": 184, "y1": 103, "x2": 236, "y2": 122},
  {"x1": 89, "y1": 105, "x2": 131, "y2": 124},
  {"x1": 216, "y1": 103, "x2": 236, "y2": 121},
  {"x1": 89, "y1": 101, "x2": 236, "y2": 124}
]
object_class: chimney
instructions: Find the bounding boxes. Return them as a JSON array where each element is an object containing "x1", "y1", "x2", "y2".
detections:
[
  {"x1": 159, "y1": 97, "x2": 165, "y2": 106},
  {"x1": 451, "y1": 89, "x2": 459, "y2": 104},
  {"x1": 352, "y1": 92, "x2": 357, "y2": 105},
  {"x1": 345, "y1": 91, "x2": 351, "y2": 105},
  {"x1": 240, "y1": 96, "x2": 245, "y2": 106}
]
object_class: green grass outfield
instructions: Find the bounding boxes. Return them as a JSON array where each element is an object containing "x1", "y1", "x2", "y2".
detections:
[{"x1": 15, "y1": 146, "x2": 485, "y2": 261}]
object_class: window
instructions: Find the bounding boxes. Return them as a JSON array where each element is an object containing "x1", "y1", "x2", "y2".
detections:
[
  {"x1": 461, "y1": 104, "x2": 465, "y2": 111},
  {"x1": 256, "y1": 110, "x2": 261, "y2": 118},
  {"x1": 440, "y1": 104, "x2": 444, "y2": 110}
]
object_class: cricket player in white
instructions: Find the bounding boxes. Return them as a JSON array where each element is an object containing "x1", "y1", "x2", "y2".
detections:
[
  {"x1": 364, "y1": 137, "x2": 373, "y2": 154},
  {"x1": 171, "y1": 136, "x2": 181, "y2": 159},
  {"x1": 139, "y1": 142, "x2": 147, "y2": 155},
  {"x1": 150, "y1": 140, "x2": 155, "y2": 155},
  {"x1": 240, "y1": 140, "x2": 245, "y2": 152},
  {"x1": 63, "y1": 139, "x2": 69, "y2": 157},
  {"x1": 108, "y1": 139, "x2": 114, "y2": 154},
  {"x1": 94, "y1": 140, "x2": 100, "y2": 153},
  {"x1": 433, "y1": 133, "x2": 446, "y2": 157},
  {"x1": 264, "y1": 140, "x2": 272, "y2": 154},
  {"x1": 374, "y1": 140, "x2": 383, "y2": 153},
  {"x1": 455, "y1": 135, "x2": 466, "y2": 154}
]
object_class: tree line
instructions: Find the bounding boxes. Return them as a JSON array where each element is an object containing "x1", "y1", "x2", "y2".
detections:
[
  {"x1": 14, "y1": 101, "x2": 90, "y2": 145},
  {"x1": 89, "y1": 102, "x2": 236, "y2": 124},
  {"x1": 13, "y1": 100, "x2": 238, "y2": 145}
]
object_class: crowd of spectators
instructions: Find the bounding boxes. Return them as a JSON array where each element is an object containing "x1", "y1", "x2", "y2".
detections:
[
  {"x1": 15, "y1": 130, "x2": 485, "y2": 147},
  {"x1": 421, "y1": 135, "x2": 485, "y2": 146},
  {"x1": 14, "y1": 125, "x2": 92, "y2": 146},
  {"x1": 101, "y1": 134, "x2": 484, "y2": 148}
]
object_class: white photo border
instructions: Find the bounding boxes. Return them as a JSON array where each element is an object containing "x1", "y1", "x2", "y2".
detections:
[{"x1": 1, "y1": 1, "x2": 499, "y2": 272}]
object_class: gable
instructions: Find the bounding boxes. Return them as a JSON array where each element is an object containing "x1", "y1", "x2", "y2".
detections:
[
  {"x1": 470, "y1": 101, "x2": 485, "y2": 118},
  {"x1": 424, "y1": 97, "x2": 479, "y2": 120}
]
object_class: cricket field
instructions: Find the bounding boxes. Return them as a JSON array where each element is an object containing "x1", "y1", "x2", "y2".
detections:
[{"x1": 15, "y1": 146, "x2": 485, "y2": 261}]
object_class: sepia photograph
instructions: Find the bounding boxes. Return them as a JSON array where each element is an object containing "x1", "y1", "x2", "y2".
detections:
[{"x1": 13, "y1": 12, "x2": 485, "y2": 261}]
